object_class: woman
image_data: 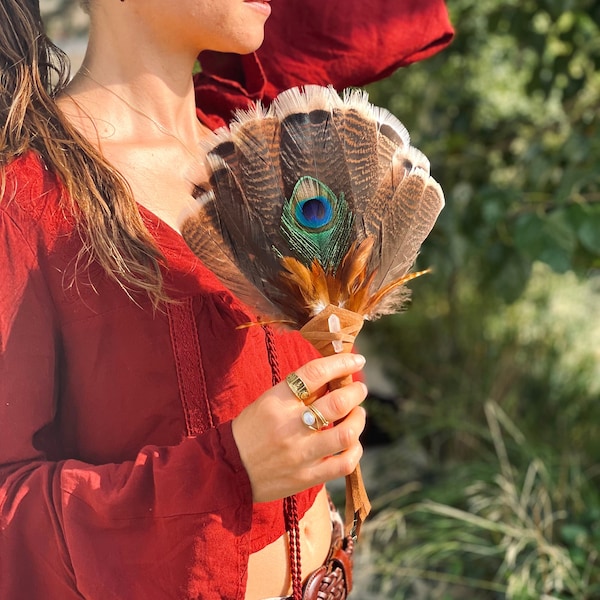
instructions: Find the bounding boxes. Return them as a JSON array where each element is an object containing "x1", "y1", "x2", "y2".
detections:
[{"x1": 0, "y1": 1, "x2": 452, "y2": 599}]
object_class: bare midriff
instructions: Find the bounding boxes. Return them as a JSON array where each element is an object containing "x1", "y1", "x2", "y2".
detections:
[{"x1": 244, "y1": 487, "x2": 332, "y2": 600}]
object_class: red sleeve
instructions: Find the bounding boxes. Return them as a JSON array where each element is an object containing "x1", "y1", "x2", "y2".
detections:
[
  {"x1": 0, "y1": 204, "x2": 253, "y2": 600},
  {"x1": 194, "y1": 0, "x2": 454, "y2": 128}
]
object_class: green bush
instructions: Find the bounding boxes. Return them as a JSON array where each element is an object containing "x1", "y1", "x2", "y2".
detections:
[{"x1": 359, "y1": 1, "x2": 600, "y2": 597}]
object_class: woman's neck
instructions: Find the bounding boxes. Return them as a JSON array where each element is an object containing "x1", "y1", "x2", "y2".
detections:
[{"x1": 59, "y1": 7, "x2": 210, "y2": 151}]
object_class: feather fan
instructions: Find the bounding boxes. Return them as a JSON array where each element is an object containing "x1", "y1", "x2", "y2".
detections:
[{"x1": 182, "y1": 85, "x2": 445, "y2": 535}]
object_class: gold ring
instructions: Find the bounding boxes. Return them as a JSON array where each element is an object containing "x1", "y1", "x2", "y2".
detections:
[
  {"x1": 285, "y1": 372, "x2": 311, "y2": 402},
  {"x1": 301, "y1": 405, "x2": 329, "y2": 431}
]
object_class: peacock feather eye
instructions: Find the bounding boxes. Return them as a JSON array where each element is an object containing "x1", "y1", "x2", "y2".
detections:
[
  {"x1": 288, "y1": 176, "x2": 337, "y2": 231},
  {"x1": 280, "y1": 175, "x2": 354, "y2": 272},
  {"x1": 295, "y1": 195, "x2": 333, "y2": 230}
]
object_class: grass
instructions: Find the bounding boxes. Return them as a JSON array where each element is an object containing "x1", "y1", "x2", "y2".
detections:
[{"x1": 357, "y1": 401, "x2": 600, "y2": 599}]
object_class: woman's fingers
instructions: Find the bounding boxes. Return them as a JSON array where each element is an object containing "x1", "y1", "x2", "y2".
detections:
[
  {"x1": 297, "y1": 410, "x2": 365, "y2": 484},
  {"x1": 282, "y1": 353, "x2": 366, "y2": 403},
  {"x1": 318, "y1": 433, "x2": 364, "y2": 481},
  {"x1": 232, "y1": 353, "x2": 369, "y2": 502},
  {"x1": 300, "y1": 402, "x2": 367, "y2": 463},
  {"x1": 310, "y1": 380, "x2": 368, "y2": 424}
]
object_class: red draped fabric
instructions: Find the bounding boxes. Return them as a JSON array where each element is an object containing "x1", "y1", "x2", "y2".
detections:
[{"x1": 194, "y1": 0, "x2": 454, "y2": 129}]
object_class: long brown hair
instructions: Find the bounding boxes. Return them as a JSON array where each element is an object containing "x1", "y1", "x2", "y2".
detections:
[{"x1": 0, "y1": 0, "x2": 168, "y2": 306}]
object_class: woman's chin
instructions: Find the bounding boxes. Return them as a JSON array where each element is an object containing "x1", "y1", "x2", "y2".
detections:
[{"x1": 223, "y1": 33, "x2": 266, "y2": 56}]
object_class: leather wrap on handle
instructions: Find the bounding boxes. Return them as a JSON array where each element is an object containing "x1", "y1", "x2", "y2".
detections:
[{"x1": 299, "y1": 305, "x2": 371, "y2": 538}]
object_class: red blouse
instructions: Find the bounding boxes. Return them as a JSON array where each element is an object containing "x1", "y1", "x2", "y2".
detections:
[
  {"x1": 0, "y1": 2, "x2": 453, "y2": 598},
  {"x1": 0, "y1": 152, "x2": 322, "y2": 599}
]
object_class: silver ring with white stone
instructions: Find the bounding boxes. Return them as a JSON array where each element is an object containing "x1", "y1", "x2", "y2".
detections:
[{"x1": 301, "y1": 405, "x2": 329, "y2": 432}]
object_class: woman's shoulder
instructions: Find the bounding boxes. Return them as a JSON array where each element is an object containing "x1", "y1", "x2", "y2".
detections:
[
  {"x1": 1, "y1": 151, "x2": 73, "y2": 240},
  {"x1": 2, "y1": 150, "x2": 62, "y2": 211}
]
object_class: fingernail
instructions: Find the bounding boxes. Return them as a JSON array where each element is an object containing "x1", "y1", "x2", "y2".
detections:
[{"x1": 352, "y1": 354, "x2": 366, "y2": 368}]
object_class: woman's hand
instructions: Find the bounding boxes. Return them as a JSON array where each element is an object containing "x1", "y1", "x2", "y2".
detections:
[{"x1": 232, "y1": 353, "x2": 368, "y2": 503}]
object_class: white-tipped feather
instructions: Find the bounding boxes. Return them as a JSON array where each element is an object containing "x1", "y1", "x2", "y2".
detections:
[
  {"x1": 198, "y1": 125, "x2": 233, "y2": 153},
  {"x1": 230, "y1": 100, "x2": 270, "y2": 130},
  {"x1": 271, "y1": 85, "x2": 342, "y2": 120},
  {"x1": 341, "y1": 87, "x2": 375, "y2": 117},
  {"x1": 404, "y1": 146, "x2": 431, "y2": 175},
  {"x1": 373, "y1": 106, "x2": 411, "y2": 147},
  {"x1": 271, "y1": 84, "x2": 343, "y2": 119}
]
